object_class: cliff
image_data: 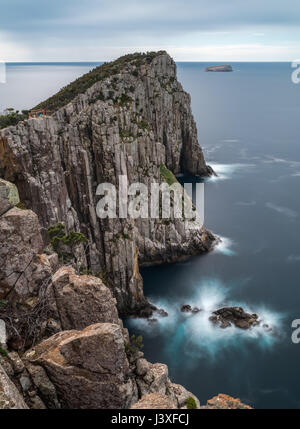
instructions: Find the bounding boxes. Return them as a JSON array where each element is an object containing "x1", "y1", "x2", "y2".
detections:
[{"x1": 0, "y1": 51, "x2": 216, "y2": 315}]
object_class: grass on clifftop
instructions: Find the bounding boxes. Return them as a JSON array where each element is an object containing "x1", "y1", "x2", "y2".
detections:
[
  {"x1": 33, "y1": 51, "x2": 167, "y2": 114},
  {"x1": 160, "y1": 164, "x2": 178, "y2": 186}
]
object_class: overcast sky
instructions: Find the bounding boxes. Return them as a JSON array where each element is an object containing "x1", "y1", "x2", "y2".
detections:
[{"x1": 1, "y1": 0, "x2": 300, "y2": 61}]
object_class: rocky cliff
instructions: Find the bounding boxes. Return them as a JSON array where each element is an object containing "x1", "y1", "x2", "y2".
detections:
[
  {"x1": 0, "y1": 196, "x2": 249, "y2": 409},
  {"x1": 0, "y1": 51, "x2": 215, "y2": 315}
]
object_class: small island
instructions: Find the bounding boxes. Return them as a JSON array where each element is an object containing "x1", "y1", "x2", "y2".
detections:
[{"x1": 205, "y1": 64, "x2": 233, "y2": 72}]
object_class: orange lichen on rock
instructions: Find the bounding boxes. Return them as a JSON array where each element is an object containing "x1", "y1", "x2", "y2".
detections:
[{"x1": 204, "y1": 394, "x2": 252, "y2": 409}]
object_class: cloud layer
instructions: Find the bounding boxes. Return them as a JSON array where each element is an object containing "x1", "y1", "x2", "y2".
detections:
[{"x1": 1, "y1": 0, "x2": 300, "y2": 61}]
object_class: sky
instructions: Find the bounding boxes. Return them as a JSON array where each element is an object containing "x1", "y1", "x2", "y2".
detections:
[{"x1": 1, "y1": 0, "x2": 300, "y2": 62}]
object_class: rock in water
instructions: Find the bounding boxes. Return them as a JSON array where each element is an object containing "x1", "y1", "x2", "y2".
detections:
[
  {"x1": 209, "y1": 307, "x2": 260, "y2": 330},
  {"x1": 205, "y1": 65, "x2": 233, "y2": 72}
]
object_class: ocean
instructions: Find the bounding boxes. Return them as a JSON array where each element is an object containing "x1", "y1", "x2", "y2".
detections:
[{"x1": 1, "y1": 61, "x2": 300, "y2": 408}]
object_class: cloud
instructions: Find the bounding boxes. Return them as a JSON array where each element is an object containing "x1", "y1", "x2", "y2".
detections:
[
  {"x1": 1, "y1": 0, "x2": 300, "y2": 60},
  {"x1": 287, "y1": 254, "x2": 300, "y2": 263}
]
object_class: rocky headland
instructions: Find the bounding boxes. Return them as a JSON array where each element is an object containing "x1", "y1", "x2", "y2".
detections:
[{"x1": 0, "y1": 52, "x2": 250, "y2": 409}]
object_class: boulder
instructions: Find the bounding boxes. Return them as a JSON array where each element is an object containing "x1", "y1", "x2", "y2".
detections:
[
  {"x1": 24, "y1": 323, "x2": 137, "y2": 409},
  {"x1": 51, "y1": 267, "x2": 120, "y2": 330},
  {"x1": 210, "y1": 307, "x2": 260, "y2": 330}
]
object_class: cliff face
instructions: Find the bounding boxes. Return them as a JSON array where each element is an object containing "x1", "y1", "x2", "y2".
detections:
[{"x1": 0, "y1": 52, "x2": 215, "y2": 315}]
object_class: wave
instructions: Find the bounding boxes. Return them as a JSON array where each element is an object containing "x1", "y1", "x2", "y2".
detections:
[
  {"x1": 208, "y1": 163, "x2": 255, "y2": 181},
  {"x1": 213, "y1": 235, "x2": 236, "y2": 256}
]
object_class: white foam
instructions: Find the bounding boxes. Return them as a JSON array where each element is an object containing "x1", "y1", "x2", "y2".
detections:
[
  {"x1": 127, "y1": 279, "x2": 284, "y2": 360},
  {"x1": 213, "y1": 235, "x2": 236, "y2": 256},
  {"x1": 208, "y1": 163, "x2": 255, "y2": 181}
]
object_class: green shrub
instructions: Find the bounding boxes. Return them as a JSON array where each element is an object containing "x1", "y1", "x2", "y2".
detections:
[
  {"x1": 0, "y1": 109, "x2": 28, "y2": 130},
  {"x1": 0, "y1": 347, "x2": 8, "y2": 357},
  {"x1": 125, "y1": 335, "x2": 144, "y2": 357},
  {"x1": 186, "y1": 396, "x2": 197, "y2": 409},
  {"x1": 47, "y1": 223, "x2": 87, "y2": 252}
]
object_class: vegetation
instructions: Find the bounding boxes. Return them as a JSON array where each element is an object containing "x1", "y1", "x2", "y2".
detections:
[
  {"x1": 0, "y1": 347, "x2": 8, "y2": 357},
  {"x1": 186, "y1": 396, "x2": 197, "y2": 409},
  {"x1": 125, "y1": 334, "x2": 144, "y2": 357},
  {"x1": 0, "y1": 109, "x2": 29, "y2": 130},
  {"x1": 47, "y1": 223, "x2": 87, "y2": 251},
  {"x1": 33, "y1": 51, "x2": 167, "y2": 114},
  {"x1": 160, "y1": 164, "x2": 178, "y2": 186}
]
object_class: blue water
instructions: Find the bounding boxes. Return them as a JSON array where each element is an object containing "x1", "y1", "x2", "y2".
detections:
[{"x1": 1, "y1": 62, "x2": 300, "y2": 408}]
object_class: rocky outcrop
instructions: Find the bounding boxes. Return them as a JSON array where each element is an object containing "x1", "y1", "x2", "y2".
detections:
[
  {"x1": 22, "y1": 320, "x2": 201, "y2": 409},
  {"x1": 51, "y1": 267, "x2": 120, "y2": 330},
  {"x1": 24, "y1": 323, "x2": 137, "y2": 409},
  {"x1": 0, "y1": 52, "x2": 216, "y2": 315},
  {"x1": 209, "y1": 307, "x2": 260, "y2": 330},
  {"x1": 201, "y1": 394, "x2": 252, "y2": 409}
]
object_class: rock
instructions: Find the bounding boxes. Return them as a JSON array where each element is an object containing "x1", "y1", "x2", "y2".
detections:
[
  {"x1": 0, "y1": 196, "x2": 12, "y2": 217},
  {"x1": 19, "y1": 374, "x2": 32, "y2": 393},
  {"x1": 181, "y1": 305, "x2": 201, "y2": 314},
  {"x1": 155, "y1": 308, "x2": 168, "y2": 318},
  {"x1": 0, "y1": 179, "x2": 20, "y2": 206},
  {"x1": 136, "y1": 363, "x2": 169, "y2": 397},
  {"x1": 7, "y1": 352, "x2": 25, "y2": 374},
  {"x1": 202, "y1": 394, "x2": 252, "y2": 409},
  {"x1": 24, "y1": 323, "x2": 136, "y2": 409},
  {"x1": 25, "y1": 363, "x2": 60, "y2": 408},
  {"x1": 51, "y1": 267, "x2": 120, "y2": 330},
  {"x1": 0, "y1": 363, "x2": 28, "y2": 409},
  {"x1": 0, "y1": 52, "x2": 216, "y2": 316},
  {"x1": 135, "y1": 358, "x2": 150, "y2": 376},
  {"x1": 0, "y1": 319, "x2": 6, "y2": 345},
  {"x1": 169, "y1": 383, "x2": 200, "y2": 409},
  {"x1": 0, "y1": 207, "x2": 47, "y2": 303},
  {"x1": 205, "y1": 65, "x2": 233, "y2": 72},
  {"x1": 131, "y1": 393, "x2": 177, "y2": 409},
  {"x1": 181, "y1": 305, "x2": 192, "y2": 313},
  {"x1": 210, "y1": 307, "x2": 260, "y2": 330}
]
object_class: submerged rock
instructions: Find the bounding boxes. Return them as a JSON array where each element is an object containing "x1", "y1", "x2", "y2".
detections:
[
  {"x1": 181, "y1": 305, "x2": 201, "y2": 314},
  {"x1": 210, "y1": 307, "x2": 260, "y2": 330}
]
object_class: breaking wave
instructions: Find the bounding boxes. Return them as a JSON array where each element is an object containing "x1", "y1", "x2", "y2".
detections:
[{"x1": 127, "y1": 278, "x2": 284, "y2": 363}]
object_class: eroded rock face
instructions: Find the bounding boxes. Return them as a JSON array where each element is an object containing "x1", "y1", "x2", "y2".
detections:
[
  {"x1": 51, "y1": 266, "x2": 120, "y2": 330},
  {"x1": 209, "y1": 307, "x2": 260, "y2": 330},
  {"x1": 0, "y1": 207, "x2": 45, "y2": 302},
  {"x1": 0, "y1": 52, "x2": 216, "y2": 315}
]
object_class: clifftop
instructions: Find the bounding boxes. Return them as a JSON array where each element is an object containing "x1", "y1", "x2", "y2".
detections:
[{"x1": 34, "y1": 51, "x2": 169, "y2": 113}]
